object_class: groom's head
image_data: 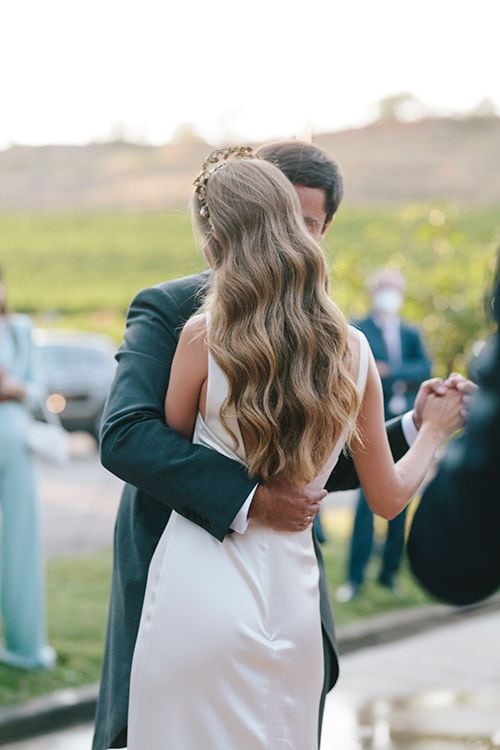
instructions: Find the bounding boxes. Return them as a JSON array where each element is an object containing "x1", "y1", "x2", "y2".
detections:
[{"x1": 257, "y1": 141, "x2": 343, "y2": 240}]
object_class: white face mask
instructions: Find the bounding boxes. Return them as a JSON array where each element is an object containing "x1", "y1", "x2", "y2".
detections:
[{"x1": 373, "y1": 288, "x2": 403, "y2": 315}]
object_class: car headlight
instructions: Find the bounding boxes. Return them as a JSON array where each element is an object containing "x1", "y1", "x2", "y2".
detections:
[{"x1": 46, "y1": 393, "x2": 66, "y2": 414}]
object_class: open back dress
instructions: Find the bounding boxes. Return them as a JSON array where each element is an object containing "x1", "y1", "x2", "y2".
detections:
[{"x1": 127, "y1": 327, "x2": 369, "y2": 750}]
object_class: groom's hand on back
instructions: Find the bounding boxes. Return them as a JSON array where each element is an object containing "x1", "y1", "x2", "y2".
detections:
[{"x1": 249, "y1": 479, "x2": 326, "y2": 532}]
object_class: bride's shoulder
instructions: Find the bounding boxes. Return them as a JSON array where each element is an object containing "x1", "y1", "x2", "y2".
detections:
[
  {"x1": 171, "y1": 314, "x2": 208, "y2": 382},
  {"x1": 177, "y1": 313, "x2": 207, "y2": 355},
  {"x1": 182, "y1": 312, "x2": 207, "y2": 336}
]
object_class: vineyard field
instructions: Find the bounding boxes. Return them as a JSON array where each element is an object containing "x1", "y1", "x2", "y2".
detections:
[{"x1": 1, "y1": 205, "x2": 498, "y2": 374}]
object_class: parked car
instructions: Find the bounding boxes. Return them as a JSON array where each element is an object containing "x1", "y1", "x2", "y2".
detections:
[{"x1": 33, "y1": 329, "x2": 117, "y2": 442}]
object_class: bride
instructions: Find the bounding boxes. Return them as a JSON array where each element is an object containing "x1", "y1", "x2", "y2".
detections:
[{"x1": 126, "y1": 148, "x2": 462, "y2": 749}]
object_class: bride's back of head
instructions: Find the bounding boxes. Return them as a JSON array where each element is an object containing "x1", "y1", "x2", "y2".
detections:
[{"x1": 193, "y1": 153, "x2": 360, "y2": 484}]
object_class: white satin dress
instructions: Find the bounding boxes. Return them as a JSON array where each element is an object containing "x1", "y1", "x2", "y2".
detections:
[{"x1": 127, "y1": 330, "x2": 369, "y2": 750}]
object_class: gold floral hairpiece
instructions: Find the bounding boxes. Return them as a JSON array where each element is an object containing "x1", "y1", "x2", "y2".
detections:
[{"x1": 193, "y1": 145, "x2": 255, "y2": 220}]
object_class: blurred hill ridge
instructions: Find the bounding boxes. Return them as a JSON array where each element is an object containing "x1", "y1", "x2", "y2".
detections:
[{"x1": 2, "y1": 116, "x2": 500, "y2": 211}]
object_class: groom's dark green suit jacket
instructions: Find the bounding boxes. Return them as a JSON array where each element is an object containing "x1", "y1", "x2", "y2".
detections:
[{"x1": 92, "y1": 272, "x2": 410, "y2": 750}]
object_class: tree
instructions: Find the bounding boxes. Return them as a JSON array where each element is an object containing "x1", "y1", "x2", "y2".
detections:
[
  {"x1": 376, "y1": 92, "x2": 424, "y2": 122},
  {"x1": 466, "y1": 98, "x2": 497, "y2": 119},
  {"x1": 170, "y1": 123, "x2": 205, "y2": 145}
]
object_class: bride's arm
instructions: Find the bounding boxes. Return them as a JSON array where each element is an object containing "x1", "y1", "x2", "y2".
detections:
[
  {"x1": 352, "y1": 348, "x2": 463, "y2": 520},
  {"x1": 164, "y1": 314, "x2": 207, "y2": 440}
]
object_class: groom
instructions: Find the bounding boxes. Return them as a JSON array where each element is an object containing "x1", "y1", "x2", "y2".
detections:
[{"x1": 93, "y1": 140, "x2": 461, "y2": 749}]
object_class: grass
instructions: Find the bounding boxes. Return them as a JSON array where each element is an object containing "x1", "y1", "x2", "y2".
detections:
[
  {"x1": 0, "y1": 513, "x2": 433, "y2": 708},
  {"x1": 0, "y1": 550, "x2": 112, "y2": 707},
  {"x1": 321, "y1": 510, "x2": 433, "y2": 627}
]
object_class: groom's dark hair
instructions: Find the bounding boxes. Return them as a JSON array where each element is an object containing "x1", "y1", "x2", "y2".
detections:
[{"x1": 257, "y1": 140, "x2": 343, "y2": 224}]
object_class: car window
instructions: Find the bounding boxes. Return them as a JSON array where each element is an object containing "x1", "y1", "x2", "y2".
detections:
[{"x1": 40, "y1": 345, "x2": 114, "y2": 368}]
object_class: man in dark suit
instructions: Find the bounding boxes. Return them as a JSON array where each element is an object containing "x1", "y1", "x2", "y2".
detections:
[
  {"x1": 407, "y1": 271, "x2": 500, "y2": 605},
  {"x1": 92, "y1": 142, "x2": 447, "y2": 750},
  {"x1": 337, "y1": 269, "x2": 431, "y2": 602}
]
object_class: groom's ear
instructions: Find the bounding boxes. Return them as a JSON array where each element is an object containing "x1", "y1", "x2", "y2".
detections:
[{"x1": 321, "y1": 216, "x2": 334, "y2": 238}]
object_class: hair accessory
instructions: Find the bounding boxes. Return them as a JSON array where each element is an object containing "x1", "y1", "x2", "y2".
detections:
[{"x1": 193, "y1": 145, "x2": 255, "y2": 220}]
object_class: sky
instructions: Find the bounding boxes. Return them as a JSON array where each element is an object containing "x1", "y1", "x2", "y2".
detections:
[{"x1": 0, "y1": 0, "x2": 498, "y2": 148}]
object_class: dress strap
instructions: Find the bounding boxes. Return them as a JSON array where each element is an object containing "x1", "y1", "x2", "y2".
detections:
[{"x1": 356, "y1": 329, "x2": 370, "y2": 395}]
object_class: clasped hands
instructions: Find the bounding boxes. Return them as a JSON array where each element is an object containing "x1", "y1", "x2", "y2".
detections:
[
  {"x1": 248, "y1": 373, "x2": 476, "y2": 533},
  {"x1": 412, "y1": 372, "x2": 476, "y2": 430}
]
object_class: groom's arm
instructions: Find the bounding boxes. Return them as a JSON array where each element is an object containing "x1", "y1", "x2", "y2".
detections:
[
  {"x1": 100, "y1": 285, "x2": 256, "y2": 542},
  {"x1": 101, "y1": 283, "x2": 323, "y2": 539},
  {"x1": 324, "y1": 416, "x2": 411, "y2": 492}
]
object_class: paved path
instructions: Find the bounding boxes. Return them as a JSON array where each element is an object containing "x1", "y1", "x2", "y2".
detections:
[
  {"x1": 322, "y1": 609, "x2": 500, "y2": 748},
  {"x1": 5, "y1": 611, "x2": 500, "y2": 749},
  {"x1": 38, "y1": 435, "x2": 122, "y2": 557}
]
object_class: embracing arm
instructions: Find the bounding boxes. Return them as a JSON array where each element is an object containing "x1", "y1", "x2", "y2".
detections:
[
  {"x1": 100, "y1": 286, "x2": 255, "y2": 542},
  {"x1": 324, "y1": 416, "x2": 409, "y2": 492},
  {"x1": 351, "y1": 349, "x2": 463, "y2": 519},
  {"x1": 324, "y1": 371, "x2": 460, "y2": 493}
]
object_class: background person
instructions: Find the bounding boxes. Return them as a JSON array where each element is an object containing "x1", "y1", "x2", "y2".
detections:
[
  {"x1": 337, "y1": 269, "x2": 431, "y2": 601},
  {"x1": 407, "y1": 260, "x2": 499, "y2": 605},
  {"x1": 0, "y1": 267, "x2": 56, "y2": 670}
]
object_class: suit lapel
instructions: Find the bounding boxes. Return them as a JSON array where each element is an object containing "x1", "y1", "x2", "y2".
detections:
[
  {"x1": 362, "y1": 316, "x2": 389, "y2": 361},
  {"x1": 399, "y1": 324, "x2": 411, "y2": 362}
]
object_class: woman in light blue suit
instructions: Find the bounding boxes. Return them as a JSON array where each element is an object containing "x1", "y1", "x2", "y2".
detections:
[{"x1": 0, "y1": 268, "x2": 55, "y2": 669}]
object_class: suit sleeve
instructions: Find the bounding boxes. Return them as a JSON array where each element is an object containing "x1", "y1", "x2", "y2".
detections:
[
  {"x1": 100, "y1": 286, "x2": 256, "y2": 542},
  {"x1": 324, "y1": 416, "x2": 409, "y2": 492},
  {"x1": 407, "y1": 333, "x2": 500, "y2": 605}
]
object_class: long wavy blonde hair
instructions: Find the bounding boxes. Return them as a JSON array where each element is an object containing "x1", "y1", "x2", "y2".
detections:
[{"x1": 193, "y1": 156, "x2": 360, "y2": 484}]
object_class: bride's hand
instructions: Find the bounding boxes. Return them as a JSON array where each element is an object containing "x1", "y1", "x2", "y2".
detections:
[{"x1": 420, "y1": 389, "x2": 465, "y2": 440}]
